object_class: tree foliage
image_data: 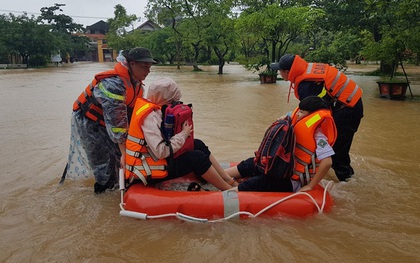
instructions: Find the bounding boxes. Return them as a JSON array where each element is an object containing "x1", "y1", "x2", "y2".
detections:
[
  {"x1": 2, "y1": 0, "x2": 419, "y2": 75},
  {"x1": 145, "y1": 0, "x2": 237, "y2": 73},
  {"x1": 359, "y1": 0, "x2": 420, "y2": 76},
  {"x1": 0, "y1": 4, "x2": 89, "y2": 66},
  {"x1": 106, "y1": 4, "x2": 140, "y2": 51},
  {"x1": 234, "y1": 4, "x2": 324, "y2": 73},
  {"x1": 0, "y1": 13, "x2": 56, "y2": 66},
  {"x1": 38, "y1": 3, "x2": 88, "y2": 61},
  {"x1": 38, "y1": 3, "x2": 84, "y2": 34},
  {"x1": 146, "y1": 27, "x2": 181, "y2": 64}
]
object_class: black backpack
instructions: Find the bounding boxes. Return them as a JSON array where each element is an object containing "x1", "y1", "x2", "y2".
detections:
[{"x1": 254, "y1": 116, "x2": 295, "y2": 179}]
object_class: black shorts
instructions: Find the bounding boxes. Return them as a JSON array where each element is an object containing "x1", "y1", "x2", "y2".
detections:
[
  {"x1": 148, "y1": 139, "x2": 212, "y2": 184},
  {"x1": 237, "y1": 157, "x2": 292, "y2": 192}
]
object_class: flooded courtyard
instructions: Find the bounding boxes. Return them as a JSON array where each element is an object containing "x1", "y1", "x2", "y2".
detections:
[{"x1": 0, "y1": 62, "x2": 419, "y2": 262}]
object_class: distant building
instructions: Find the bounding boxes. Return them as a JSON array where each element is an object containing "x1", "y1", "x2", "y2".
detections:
[
  {"x1": 75, "y1": 19, "x2": 161, "y2": 62},
  {"x1": 86, "y1": 20, "x2": 109, "y2": 34},
  {"x1": 75, "y1": 20, "x2": 115, "y2": 62},
  {"x1": 135, "y1": 20, "x2": 161, "y2": 32}
]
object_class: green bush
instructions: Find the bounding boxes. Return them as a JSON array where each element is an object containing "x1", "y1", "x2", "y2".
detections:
[
  {"x1": 305, "y1": 46, "x2": 346, "y2": 66},
  {"x1": 29, "y1": 54, "x2": 48, "y2": 67}
]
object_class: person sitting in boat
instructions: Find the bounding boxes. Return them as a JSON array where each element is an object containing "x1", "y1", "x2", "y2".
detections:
[
  {"x1": 227, "y1": 96, "x2": 337, "y2": 192},
  {"x1": 125, "y1": 77, "x2": 237, "y2": 190}
]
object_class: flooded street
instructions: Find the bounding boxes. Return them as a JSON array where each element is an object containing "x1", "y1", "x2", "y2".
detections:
[{"x1": 0, "y1": 62, "x2": 419, "y2": 262}]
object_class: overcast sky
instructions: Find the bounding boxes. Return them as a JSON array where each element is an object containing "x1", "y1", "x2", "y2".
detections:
[{"x1": 0, "y1": 0, "x2": 149, "y2": 27}]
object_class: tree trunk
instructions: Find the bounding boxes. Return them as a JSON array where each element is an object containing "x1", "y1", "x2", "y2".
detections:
[
  {"x1": 213, "y1": 46, "x2": 227, "y2": 75},
  {"x1": 271, "y1": 40, "x2": 276, "y2": 63},
  {"x1": 22, "y1": 54, "x2": 29, "y2": 68},
  {"x1": 191, "y1": 42, "x2": 202, "y2": 71},
  {"x1": 176, "y1": 41, "x2": 181, "y2": 70},
  {"x1": 380, "y1": 61, "x2": 396, "y2": 77},
  {"x1": 218, "y1": 62, "x2": 224, "y2": 75}
]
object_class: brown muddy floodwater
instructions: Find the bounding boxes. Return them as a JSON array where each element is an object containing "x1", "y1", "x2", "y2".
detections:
[{"x1": 0, "y1": 62, "x2": 419, "y2": 263}]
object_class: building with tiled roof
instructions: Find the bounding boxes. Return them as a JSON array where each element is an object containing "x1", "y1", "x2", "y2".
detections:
[{"x1": 75, "y1": 20, "x2": 161, "y2": 62}]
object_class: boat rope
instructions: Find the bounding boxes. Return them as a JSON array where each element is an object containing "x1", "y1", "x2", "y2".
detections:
[{"x1": 119, "y1": 167, "x2": 334, "y2": 223}]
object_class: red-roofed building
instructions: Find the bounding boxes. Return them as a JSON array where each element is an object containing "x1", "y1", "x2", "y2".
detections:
[
  {"x1": 74, "y1": 20, "x2": 116, "y2": 62},
  {"x1": 75, "y1": 20, "x2": 161, "y2": 62}
]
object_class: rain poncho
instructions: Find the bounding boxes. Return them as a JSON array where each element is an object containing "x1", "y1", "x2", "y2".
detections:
[{"x1": 65, "y1": 61, "x2": 142, "y2": 192}]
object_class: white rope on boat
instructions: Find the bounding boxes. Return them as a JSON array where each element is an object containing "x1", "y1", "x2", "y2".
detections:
[{"x1": 119, "y1": 173, "x2": 335, "y2": 223}]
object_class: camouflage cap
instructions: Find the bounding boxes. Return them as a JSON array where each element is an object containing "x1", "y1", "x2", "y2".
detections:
[{"x1": 123, "y1": 47, "x2": 157, "y2": 64}]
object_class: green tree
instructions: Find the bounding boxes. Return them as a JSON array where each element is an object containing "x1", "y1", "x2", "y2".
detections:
[
  {"x1": 147, "y1": 0, "x2": 237, "y2": 73},
  {"x1": 235, "y1": 0, "x2": 299, "y2": 11},
  {"x1": 39, "y1": 4, "x2": 84, "y2": 33},
  {"x1": 395, "y1": 0, "x2": 420, "y2": 65},
  {"x1": 2, "y1": 13, "x2": 56, "y2": 67},
  {"x1": 38, "y1": 3, "x2": 88, "y2": 61},
  {"x1": 235, "y1": 5, "x2": 323, "y2": 73},
  {"x1": 315, "y1": 0, "x2": 419, "y2": 75},
  {"x1": 0, "y1": 15, "x2": 10, "y2": 63},
  {"x1": 146, "y1": 0, "x2": 186, "y2": 68},
  {"x1": 305, "y1": 31, "x2": 363, "y2": 66},
  {"x1": 206, "y1": 16, "x2": 237, "y2": 74},
  {"x1": 177, "y1": 1, "x2": 212, "y2": 71},
  {"x1": 359, "y1": 0, "x2": 419, "y2": 77},
  {"x1": 106, "y1": 4, "x2": 140, "y2": 51},
  {"x1": 200, "y1": 0, "x2": 237, "y2": 74},
  {"x1": 234, "y1": 13, "x2": 260, "y2": 61},
  {"x1": 145, "y1": 27, "x2": 179, "y2": 64}
]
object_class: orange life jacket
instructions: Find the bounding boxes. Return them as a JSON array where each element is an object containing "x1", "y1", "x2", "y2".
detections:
[
  {"x1": 291, "y1": 108, "x2": 337, "y2": 186},
  {"x1": 73, "y1": 63, "x2": 142, "y2": 126},
  {"x1": 125, "y1": 98, "x2": 168, "y2": 185},
  {"x1": 288, "y1": 55, "x2": 362, "y2": 107}
]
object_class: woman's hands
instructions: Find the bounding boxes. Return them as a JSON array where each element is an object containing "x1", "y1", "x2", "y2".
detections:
[
  {"x1": 299, "y1": 185, "x2": 313, "y2": 192},
  {"x1": 182, "y1": 121, "x2": 193, "y2": 137}
]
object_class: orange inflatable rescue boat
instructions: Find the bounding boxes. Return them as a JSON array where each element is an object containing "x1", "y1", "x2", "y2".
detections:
[{"x1": 119, "y1": 164, "x2": 334, "y2": 222}]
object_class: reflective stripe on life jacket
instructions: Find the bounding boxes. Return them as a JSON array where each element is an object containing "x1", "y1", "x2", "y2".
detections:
[
  {"x1": 289, "y1": 55, "x2": 362, "y2": 107},
  {"x1": 291, "y1": 108, "x2": 337, "y2": 186},
  {"x1": 73, "y1": 63, "x2": 142, "y2": 126},
  {"x1": 125, "y1": 98, "x2": 168, "y2": 184}
]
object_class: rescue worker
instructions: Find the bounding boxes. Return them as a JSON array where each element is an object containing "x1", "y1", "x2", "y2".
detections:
[
  {"x1": 125, "y1": 77, "x2": 237, "y2": 190},
  {"x1": 270, "y1": 54, "x2": 363, "y2": 181},
  {"x1": 62, "y1": 47, "x2": 157, "y2": 193},
  {"x1": 290, "y1": 96, "x2": 337, "y2": 192},
  {"x1": 227, "y1": 96, "x2": 337, "y2": 192}
]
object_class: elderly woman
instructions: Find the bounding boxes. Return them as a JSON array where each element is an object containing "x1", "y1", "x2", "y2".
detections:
[{"x1": 124, "y1": 77, "x2": 237, "y2": 191}]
